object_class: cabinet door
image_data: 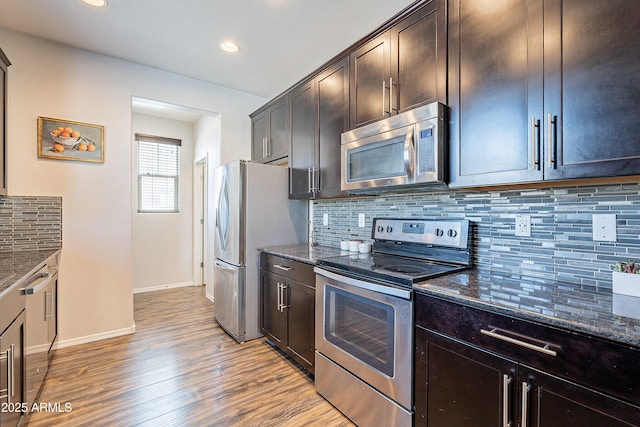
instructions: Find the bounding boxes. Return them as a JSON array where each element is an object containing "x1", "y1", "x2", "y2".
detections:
[
  {"x1": 259, "y1": 271, "x2": 286, "y2": 347},
  {"x1": 286, "y1": 280, "x2": 315, "y2": 370},
  {"x1": 350, "y1": 31, "x2": 392, "y2": 128},
  {"x1": 415, "y1": 326, "x2": 518, "y2": 426},
  {"x1": 268, "y1": 100, "x2": 288, "y2": 161},
  {"x1": 390, "y1": 0, "x2": 446, "y2": 113},
  {"x1": 449, "y1": 0, "x2": 544, "y2": 187},
  {"x1": 543, "y1": 0, "x2": 640, "y2": 180},
  {"x1": 521, "y1": 366, "x2": 640, "y2": 427},
  {"x1": 251, "y1": 111, "x2": 268, "y2": 162},
  {"x1": 316, "y1": 58, "x2": 349, "y2": 199},
  {"x1": 0, "y1": 311, "x2": 25, "y2": 427},
  {"x1": 0, "y1": 49, "x2": 8, "y2": 196},
  {"x1": 289, "y1": 80, "x2": 317, "y2": 199}
]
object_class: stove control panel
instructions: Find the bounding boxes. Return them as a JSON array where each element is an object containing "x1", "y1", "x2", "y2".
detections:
[{"x1": 372, "y1": 218, "x2": 469, "y2": 249}]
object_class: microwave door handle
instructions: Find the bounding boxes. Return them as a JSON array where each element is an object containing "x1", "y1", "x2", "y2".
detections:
[{"x1": 403, "y1": 128, "x2": 415, "y2": 178}]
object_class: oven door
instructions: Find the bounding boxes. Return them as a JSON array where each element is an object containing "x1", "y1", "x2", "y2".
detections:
[
  {"x1": 315, "y1": 268, "x2": 413, "y2": 409},
  {"x1": 341, "y1": 124, "x2": 415, "y2": 191}
]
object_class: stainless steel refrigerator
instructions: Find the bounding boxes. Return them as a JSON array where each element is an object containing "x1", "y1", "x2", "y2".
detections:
[{"x1": 213, "y1": 160, "x2": 308, "y2": 342}]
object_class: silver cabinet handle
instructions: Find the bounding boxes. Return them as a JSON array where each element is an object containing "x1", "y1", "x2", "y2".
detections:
[
  {"x1": 382, "y1": 80, "x2": 387, "y2": 117},
  {"x1": 503, "y1": 374, "x2": 511, "y2": 427},
  {"x1": 547, "y1": 113, "x2": 556, "y2": 168},
  {"x1": 531, "y1": 116, "x2": 540, "y2": 170},
  {"x1": 0, "y1": 349, "x2": 7, "y2": 402},
  {"x1": 521, "y1": 382, "x2": 531, "y2": 427},
  {"x1": 280, "y1": 283, "x2": 288, "y2": 311},
  {"x1": 481, "y1": 327, "x2": 558, "y2": 356},
  {"x1": 307, "y1": 167, "x2": 312, "y2": 193},
  {"x1": 390, "y1": 77, "x2": 398, "y2": 114},
  {"x1": 311, "y1": 167, "x2": 317, "y2": 192},
  {"x1": 9, "y1": 344, "x2": 14, "y2": 401},
  {"x1": 262, "y1": 137, "x2": 266, "y2": 158},
  {"x1": 45, "y1": 289, "x2": 54, "y2": 321},
  {"x1": 266, "y1": 138, "x2": 271, "y2": 158},
  {"x1": 273, "y1": 264, "x2": 292, "y2": 271},
  {"x1": 277, "y1": 282, "x2": 282, "y2": 312}
]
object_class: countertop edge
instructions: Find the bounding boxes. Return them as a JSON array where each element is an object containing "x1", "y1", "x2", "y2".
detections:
[{"x1": 414, "y1": 285, "x2": 640, "y2": 349}]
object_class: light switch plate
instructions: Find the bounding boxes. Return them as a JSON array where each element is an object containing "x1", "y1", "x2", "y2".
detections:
[
  {"x1": 593, "y1": 214, "x2": 617, "y2": 241},
  {"x1": 358, "y1": 213, "x2": 366, "y2": 228}
]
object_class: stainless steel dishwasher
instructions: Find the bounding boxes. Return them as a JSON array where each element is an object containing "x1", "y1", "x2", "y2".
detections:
[{"x1": 22, "y1": 251, "x2": 59, "y2": 406}]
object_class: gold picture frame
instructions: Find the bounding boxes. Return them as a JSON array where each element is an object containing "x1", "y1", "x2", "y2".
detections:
[{"x1": 37, "y1": 116, "x2": 105, "y2": 163}]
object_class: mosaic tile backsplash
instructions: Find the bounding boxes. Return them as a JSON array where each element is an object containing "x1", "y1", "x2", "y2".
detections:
[
  {"x1": 312, "y1": 183, "x2": 640, "y2": 289},
  {"x1": 0, "y1": 196, "x2": 62, "y2": 252}
]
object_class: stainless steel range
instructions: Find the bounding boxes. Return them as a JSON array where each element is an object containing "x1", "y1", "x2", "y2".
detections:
[{"x1": 314, "y1": 218, "x2": 471, "y2": 427}]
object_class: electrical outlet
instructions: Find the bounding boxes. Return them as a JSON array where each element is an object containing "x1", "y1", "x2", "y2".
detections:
[
  {"x1": 515, "y1": 215, "x2": 531, "y2": 237},
  {"x1": 322, "y1": 213, "x2": 329, "y2": 226},
  {"x1": 358, "y1": 213, "x2": 366, "y2": 228},
  {"x1": 592, "y1": 214, "x2": 617, "y2": 241}
]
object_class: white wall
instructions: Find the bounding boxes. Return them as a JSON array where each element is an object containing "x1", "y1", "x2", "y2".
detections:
[
  {"x1": 1, "y1": 28, "x2": 266, "y2": 345},
  {"x1": 131, "y1": 113, "x2": 195, "y2": 292}
]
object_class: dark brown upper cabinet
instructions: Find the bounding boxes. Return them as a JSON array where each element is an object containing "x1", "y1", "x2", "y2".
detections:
[
  {"x1": 0, "y1": 47, "x2": 10, "y2": 196},
  {"x1": 250, "y1": 96, "x2": 288, "y2": 164},
  {"x1": 349, "y1": 0, "x2": 446, "y2": 129},
  {"x1": 289, "y1": 58, "x2": 349, "y2": 199},
  {"x1": 449, "y1": 0, "x2": 640, "y2": 188}
]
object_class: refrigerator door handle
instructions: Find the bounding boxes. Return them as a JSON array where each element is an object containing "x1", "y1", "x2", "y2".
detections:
[
  {"x1": 215, "y1": 260, "x2": 236, "y2": 271},
  {"x1": 217, "y1": 175, "x2": 230, "y2": 250}
]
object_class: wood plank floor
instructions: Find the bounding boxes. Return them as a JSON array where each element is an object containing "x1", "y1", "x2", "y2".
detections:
[{"x1": 24, "y1": 286, "x2": 353, "y2": 426}]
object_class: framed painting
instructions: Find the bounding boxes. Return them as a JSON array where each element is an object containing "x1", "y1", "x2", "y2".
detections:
[{"x1": 37, "y1": 117, "x2": 105, "y2": 163}]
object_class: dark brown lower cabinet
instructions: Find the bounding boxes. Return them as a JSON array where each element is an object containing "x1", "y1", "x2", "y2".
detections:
[
  {"x1": 0, "y1": 310, "x2": 25, "y2": 427},
  {"x1": 260, "y1": 253, "x2": 315, "y2": 374},
  {"x1": 415, "y1": 293, "x2": 640, "y2": 426}
]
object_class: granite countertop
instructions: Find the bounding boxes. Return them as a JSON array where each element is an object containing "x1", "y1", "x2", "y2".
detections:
[
  {"x1": 260, "y1": 244, "x2": 349, "y2": 265},
  {"x1": 0, "y1": 249, "x2": 61, "y2": 300},
  {"x1": 414, "y1": 269, "x2": 640, "y2": 348}
]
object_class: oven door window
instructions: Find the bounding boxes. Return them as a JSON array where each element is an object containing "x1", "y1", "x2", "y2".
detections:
[
  {"x1": 346, "y1": 136, "x2": 407, "y2": 183},
  {"x1": 324, "y1": 285, "x2": 395, "y2": 377}
]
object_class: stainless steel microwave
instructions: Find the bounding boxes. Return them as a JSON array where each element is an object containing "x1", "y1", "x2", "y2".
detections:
[{"x1": 341, "y1": 102, "x2": 446, "y2": 193}]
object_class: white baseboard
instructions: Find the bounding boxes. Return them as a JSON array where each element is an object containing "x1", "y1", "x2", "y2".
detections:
[
  {"x1": 53, "y1": 323, "x2": 137, "y2": 350},
  {"x1": 132, "y1": 281, "x2": 197, "y2": 294}
]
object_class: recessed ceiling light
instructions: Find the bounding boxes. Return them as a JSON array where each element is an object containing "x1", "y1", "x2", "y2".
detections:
[
  {"x1": 82, "y1": 0, "x2": 108, "y2": 7},
  {"x1": 220, "y1": 40, "x2": 240, "y2": 54}
]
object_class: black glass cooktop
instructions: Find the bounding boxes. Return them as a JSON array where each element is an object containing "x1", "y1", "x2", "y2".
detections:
[{"x1": 319, "y1": 252, "x2": 468, "y2": 288}]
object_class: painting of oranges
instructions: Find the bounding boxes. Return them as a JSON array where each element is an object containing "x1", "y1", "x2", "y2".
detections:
[{"x1": 37, "y1": 117, "x2": 104, "y2": 163}]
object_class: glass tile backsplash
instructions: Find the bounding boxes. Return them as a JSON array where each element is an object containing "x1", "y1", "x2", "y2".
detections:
[
  {"x1": 0, "y1": 196, "x2": 62, "y2": 252},
  {"x1": 312, "y1": 183, "x2": 640, "y2": 289}
]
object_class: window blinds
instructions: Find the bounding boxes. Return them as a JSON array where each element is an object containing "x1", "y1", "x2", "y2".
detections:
[{"x1": 136, "y1": 133, "x2": 181, "y2": 213}]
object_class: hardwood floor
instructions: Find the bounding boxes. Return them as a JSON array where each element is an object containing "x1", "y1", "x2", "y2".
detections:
[{"x1": 24, "y1": 286, "x2": 353, "y2": 426}]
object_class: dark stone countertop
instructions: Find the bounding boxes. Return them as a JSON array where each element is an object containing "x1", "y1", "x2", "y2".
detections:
[
  {"x1": 259, "y1": 244, "x2": 349, "y2": 265},
  {"x1": 414, "y1": 269, "x2": 640, "y2": 348},
  {"x1": 0, "y1": 249, "x2": 61, "y2": 300}
]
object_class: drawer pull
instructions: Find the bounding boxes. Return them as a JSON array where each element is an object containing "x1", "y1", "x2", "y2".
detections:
[
  {"x1": 481, "y1": 327, "x2": 557, "y2": 357},
  {"x1": 273, "y1": 264, "x2": 292, "y2": 271}
]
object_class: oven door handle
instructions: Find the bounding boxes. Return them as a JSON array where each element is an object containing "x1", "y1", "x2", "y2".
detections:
[{"x1": 314, "y1": 267, "x2": 412, "y2": 300}]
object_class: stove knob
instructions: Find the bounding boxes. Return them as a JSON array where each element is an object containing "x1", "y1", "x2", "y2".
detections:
[
  {"x1": 386, "y1": 226, "x2": 393, "y2": 233},
  {"x1": 377, "y1": 225, "x2": 384, "y2": 233},
  {"x1": 435, "y1": 228, "x2": 444, "y2": 237},
  {"x1": 447, "y1": 229, "x2": 458, "y2": 238}
]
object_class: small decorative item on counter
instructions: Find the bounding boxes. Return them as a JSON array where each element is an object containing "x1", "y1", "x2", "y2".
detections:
[
  {"x1": 358, "y1": 242, "x2": 372, "y2": 253},
  {"x1": 612, "y1": 260, "x2": 640, "y2": 297},
  {"x1": 348, "y1": 240, "x2": 362, "y2": 252}
]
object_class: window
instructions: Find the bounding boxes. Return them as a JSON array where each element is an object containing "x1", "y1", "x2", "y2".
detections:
[{"x1": 136, "y1": 133, "x2": 181, "y2": 213}]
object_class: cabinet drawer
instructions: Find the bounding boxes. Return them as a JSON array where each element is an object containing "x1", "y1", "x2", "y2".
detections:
[
  {"x1": 415, "y1": 292, "x2": 640, "y2": 406},
  {"x1": 260, "y1": 252, "x2": 315, "y2": 285}
]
